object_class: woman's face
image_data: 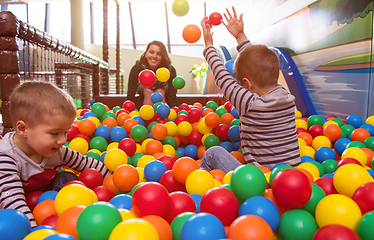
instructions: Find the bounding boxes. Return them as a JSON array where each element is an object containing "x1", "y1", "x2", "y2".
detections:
[{"x1": 145, "y1": 44, "x2": 163, "y2": 71}]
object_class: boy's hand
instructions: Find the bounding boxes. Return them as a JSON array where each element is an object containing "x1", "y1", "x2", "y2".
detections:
[
  {"x1": 201, "y1": 17, "x2": 213, "y2": 47},
  {"x1": 222, "y1": 6, "x2": 247, "y2": 44}
]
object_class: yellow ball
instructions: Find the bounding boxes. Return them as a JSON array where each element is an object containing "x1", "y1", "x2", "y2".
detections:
[
  {"x1": 341, "y1": 147, "x2": 367, "y2": 166},
  {"x1": 88, "y1": 116, "x2": 101, "y2": 128},
  {"x1": 198, "y1": 119, "x2": 212, "y2": 135},
  {"x1": 299, "y1": 146, "x2": 316, "y2": 158},
  {"x1": 141, "y1": 139, "x2": 153, "y2": 154},
  {"x1": 54, "y1": 184, "x2": 94, "y2": 215},
  {"x1": 168, "y1": 109, "x2": 177, "y2": 120},
  {"x1": 88, "y1": 149, "x2": 102, "y2": 155},
  {"x1": 214, "y1": 178, "x2": 222, "y2": 187},
  {"x1": 312, "y1": 136, "x2": 331, "y2": 150},
  {"x1": 135, "y1": 143, "x2": 142, "y2": 154},
  {"x1": 333, "y1": 163, "x2": 373, "y2": 197},
  {"x1": 295, "y1": 119, "x2": 308, "y2": 130},
  {"x1": 104, "y1": 148, "x2": 128, "y2": 171},
  {"x1": 295, "y1": 110, "x2": 302, "y2": 118},
  {"x1": 69, "y1": 137, "x2": 89, "y2": 155},
  {"x1": 139, "y1": 105, "x2": 155, "y2": 120},
  {"x1": 118, "y1": 208, "x2": 138, "y2": 221},
  {"x1": 137, "y1": 155, "x2": 156, "y2": 168},
  {"x1": 23, "y1": 229, "x2": 58, "y2": 240},
  {"x1": 163, "y1": 144, "x2": 176, "y2": 157},
  {"x1": 315, "y1": 194, "x2": 362, "y2": 230},
  {"x1": 365, "y1": 115, "x2": 374, "y2": 126},
  {"x1": 322, "y1": 120, "x2": 339, "y2": 128},
  {"x1": 129, "y1": 111, "x2": 140, "y2": 118},
  {"x1": 165, "y1": 122, "x2": 178, "y2": 136},
  {"x1": 136, "y1": 167, "x2": 146, "y2": 183},
  {"x1": 222, "y1": 170, "x2": 234, "y2": 185},
  {"x1": 298, "y1": 138, "x2": 307, "y2": 148},
  {"x1": 156, "y1": 67, "x2": 171, "y2": 82},
  {"x1": 177, "y1": 121, "x2": 192, "y2": 136},
  {"x1": 264, "y1": 172, "x2": 271, "y2": 184},
  {"x1": 202, "y1": 133, "x2": 213, "y2": 145},
  {"x1": 109, "y1": 218, "x2": 159, "y2": 240},
  {"x1": 185, "y1": 169, "x2": 215, "y2": 195},
  {"x1": 76, "y1": 110, "x2": 82, "y2": 118},
  {"x1": 297, "y1": 162, "x2": 320, "y2": 179},
  {"x1": 107, "y1": 142, "x2": 119, "y2": 151}
]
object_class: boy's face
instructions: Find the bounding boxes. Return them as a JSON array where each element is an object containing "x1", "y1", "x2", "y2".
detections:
[{"x1": 24, "y1": 113, "x2": 74, "y2": 160}]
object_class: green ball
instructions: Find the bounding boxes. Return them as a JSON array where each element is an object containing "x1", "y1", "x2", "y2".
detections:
[
  {"x1": 205, "y1": 101, "x2": 218, "y2": 111},
  {"x1": 130, "y1": 125, "x2": 148, "y2": 142},
  {"x1": 364, "y1": 136, "x2": 374, "y2": 151},
  {"x1": 204, "y1": 135, "x2": 220, "y2": 148},
  {"x1": 322, "y1": 159, "x2": 338, "y2": 174},
  {"x1": 172, "y1": 0, "x2": 189, "y2": 17},
  {"x1": 330, "y1": 118, "x2": 345, "y2": 127},
  {"x1": 64, "y1": 141, "x2": 70, "y2": 147},
  {"x1": 215, "y1": 107, "x2": 228, "y2": 117},
  {"x1": 85, "y1": 151, "x2": 101, "y2": 161},
  {"x1": 230, "y1": 119, "x2": 240, "y2": 127},
  {"x1": 101, "y1": 111, "x2": 117, "y2": 121},
  {"x1": 77, "y1": 116, "x2": 83, "y2": 121},
  {"x1": 357, "y1": 211, "x2": 374, "y2": 240},
  {"x1": 230, "y1": 165, "x2": 267, "y2": 202},
  {"x1": 91, "y1": 102, "x2": 106, "y2": 119},
  {"x1": 299, "y1": 183, "x2": 326, "y2": 217},
  {"x1": 269, "y1": 164, "x2": 294, "y2": 186},
  {"x1": 340, "y1": 130, "x2": 348, "y2": 139},
  {"x1": 341, "y1": 124, "x2": 355, "y2": 137},
  {"x1": 153, "y1": 102, "x2": 162, "y2": 112},
  {"x1": 162, "y1": 136, "x2": 177, "y2": 148},
  {"x1": 178, "y1": 110, "x2": 188, "y2": 116},
  {"x1": 76, "y1": 202, "x2": 122, "y2": 240},
  {"x1": 131, "y1": 153, "x2": 145, "y2": 167},
  {"x1": 128, "y1": 182, "x2": 146, "y2": 196},
  {"x1": 172, "y1": 76, "x2": 186, "y2": 89},
  {"x1": 175, "y1": 151, "x2": 182, "y2": 158},
  {"x1": 278, "y1": 209, "x2": 318, "y2": 240},
  {"x1": 220, "y1": 184, "x2": 232, "y2": 192},
  {"x1": 309, "y1": 161, "x2": 325, "y2": 176},
  {"x1": 147, "y1": 121, "x2": 158, "y2": 132},
  {"x1": 112, "y1": 106, "x2": 122, "y2": 113},
  {"x1": 346, "y1": 140, "x2": 366, "y2": 149},
  {"x1": 307, "y1": 115, "x2": 324, "y2": 127},
  {"x1": 170, "y1": 212, "x2": 195, "y2": 240},
  {"x1": 89, "y1": 136, "x2": 108, "y2": 152}
]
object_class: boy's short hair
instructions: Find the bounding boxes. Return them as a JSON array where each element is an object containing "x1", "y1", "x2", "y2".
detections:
[
  {"x1": 9, "y1": 81, "x2": 77, "y2": 128},
  {"x1": 233, "y1": 44, "x2": 280, "y2": 88}
]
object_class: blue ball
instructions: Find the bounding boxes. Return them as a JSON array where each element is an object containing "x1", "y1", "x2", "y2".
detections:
[
  {"x1": 157, "y1": 103, "x2": 171, "y2": 119},
  {"x1": 110, "y1": 126, "x2": 127, "y2": 142},
  {"x1": 232, "y1": 142, "x2": 240, "y2": 151},
  {"x1": 180, "y1": 212, "x2": 226, "y2": 240},
  {"x1": 190, "y1": 194, "x2": 203, "y2": 213},
  {"x1": 176, "y1": 147, "x2": 185, "y2": 157},
  {"x1": 89, "y1": 98, "x2": 95, "y2": 106},
  {"x1": 314, "y1": 146, "x2": 336, "y2": 163},
  {"x1": 109, "y1": 194, "x2": 132, "y2": 210},
  {"x1": 360, "y1": 124, "x2": 374, "y2": 136},
  {"x1": 224, "y1": 60, "x2": 235, "y2": 77},
  {"x1": 82, "y1": 111, "x2": 98, "y2": 119},
  {"x1": 238, "y1": 196, "x2": 280, "y2": 232},
  {"x1": 144, "y1": 160, "x2": 167, "y2": 182},
  {"x1": 133, "y1": 115, "x2": 146, "y2": 126},
  {"x1": 228, "y1": 125, "x2": 240, "y2": 142},
  {"x1": 36, "y1": 190, "x2": 58, "y2": 205},
  {"x1": 31, "y1": 225, "x2": 55, "y2": 232},
  {"x1": 334, "y1": 138, "x2": 351, "y2": 156},
  {"x1": 322, "y1": 173, "x2": 334, "y2": 178},
  {"x1": 99, "y1": 151, "x2": 107, "y2": 164},
  {"x1": 0, "y1": 209, "x2": 31, "y2": 240},
  {"x1": 367, "y1": 169, "x2": 374, "y2": 178},
  {"x1": 301, "y1": 156, "x2": 315, "y2": 163},
  {"x1": 147, "y1": 132, "x2": 154, "y2": 139},
  {"x1": 95, "y1": 125, "x2": 111, "y2": 140},
  {"x1": 184, "y1": 144, "x2": 198, "y2": 159},
  {"x1": 151, "y1": 92, "x2": 163, "y2": 103},
  {"x1": 346, "y1": 114, "x2": 364, "y2": 128},
  {"x1": 230, "y1": 107, "x2": 239, "y2": 119},
  {"x1": 220, "y1": 141, "x2": 233, "y2": 152},
  {"x1": 44, "y1": 233, "x2": 77, "y2": 240}
]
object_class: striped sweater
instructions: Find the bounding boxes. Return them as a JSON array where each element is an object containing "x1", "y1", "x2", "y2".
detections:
[
  {"x1": 0, "y1": 132, "x2": 112, "y2": 228},
  {"x1": 203, "y1": 40, "x2": 301, "y2": 169}
]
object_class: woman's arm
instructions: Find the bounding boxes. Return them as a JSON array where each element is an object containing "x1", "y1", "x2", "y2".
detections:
[{"x1": 166, "y1": 66, "x2": 179, "y2": 107}]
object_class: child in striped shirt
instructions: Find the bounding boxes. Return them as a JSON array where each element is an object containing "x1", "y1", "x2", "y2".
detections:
[
  {"x1": 0, "y1": 81, "x2": 111, "y2": 228},
  {"x1": 199, "y1": 7, "x2": 301, "y2": 173}
]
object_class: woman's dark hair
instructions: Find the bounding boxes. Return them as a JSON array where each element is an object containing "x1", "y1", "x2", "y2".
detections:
[{"x1": 139, "y1": 41, "x2": 172, "y2": 68}]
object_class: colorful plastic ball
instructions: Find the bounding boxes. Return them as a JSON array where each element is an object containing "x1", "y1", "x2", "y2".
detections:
[
  {"x1": 314, "y1": 146, "x2": 335, "y2": 163},
  {"x1": 43, "y1": 233, "x2": 78, "y2": 240},
  {"x1": 180, "y1": 212, "x2": 226, "y2": 240},
  {"x1": 55, "y1": 205, "x2": 85, "y2": 239},
  {"x1": 110, "y1": 218, "x2": 158, "y2": 240},
  {"x1": 35, "y1": 190, "x2": 58, "y2": 205},
  {"x1": 321, "y1": 159, "x2": 338, "y2": 174},
  {"x1": 334, "y1": 138, "x2": 351, "y2": 156},
  {"x1": 172, "y1": 0, "x2": 189, "y2": 16},
  {"x1": 272, "y1": 168, "x2": 313, "y2": 209},
  {"x1": 208, "y1": 12, "x2": 222, "y2": 26},
  {"x1": 78, "y1": 168, "x2": 103, "y2": 190},
  {"x1": 228, "y1": 125, "x2": 240, "y2": 142},
  {"x1": 177, "y1": 121, "x2": 192, "y2": 136},
  {"x1": 314, "y1": 176, "x2": 338, "y2": 195},
  {"x1": 54, "y1": 184, "x2": 94, "y2": 215},
  {"x1": 139, "y1": 69, "x2": 156, "y2": 87},
  {"x1": 313, "y1": 224, "x2": 361, "y2": 240},
  {"x1": 94, "y1": 125, "x2": 110, "y2": 140},
  {"x1": 231, "y1": 165, "x2": 267, "y2": 202},
  {"x1": 69, "y1": 137, "x2": 89, "y2": 155},
  {"x1": 185, "y1": 169, "x2": 215, "y2": 195},
  {"x1": 351, "y1": 182, "x2": 374, "y2": 215},
  {"x1": 131, "y1": 125, "x2": 148, "y2": 142},
  {"x1": 278, "y1": 209, "x2": 318, "y2": 240},
  {"x1": 163, "y1": 144, "x2": 176, "y2": 157},
  {"x1": 188, "y1": 131, "x2": 202, "y2": 147},
  {"x1": 91, "y1": 102, "x2": 106, "y2": 119},
  {"x1": 23, "y1": 229, "x2": 58, "y2": 240},
  {"x1": 156, "y1": 103, "x2": 170, "y2": 119},
  {"x1": 109, "y1": 194, "x2": 132, "y2": 210},
  {"x1": 78, "y1": 118, "x2": 96, "y2": 136},
  {"x1": 67, "y1": 124, "x2": 79, "y2": 141},
  {"x1": 227, "y1": 214, "x2": 273, "y2": 240},
  {"x1": 351, "y1": 127, "x2": 371, "y2": 143},
  {"x1": 364, "y1": 136, "x2": 374, "y2": 151},
  {"x1": 315, "y1": 194, "x2": 362, "y2": 230},
  {"x1": 139, "y1": 105, "x2": 154, "y2": 121},
  {"x1": 150, "y1": 92, "x2": 163, "y2": 103},
  {"x1": 144, "y1": 160, "x2": 167, "y2": 182},
  {"x1": 312, "y1": 135, "x2": 331, "y2": 150},
  {"x1": 122, "y1": 101, "x2": 135, "y2": 113},
  {"x1": 112, "y1": 164, "x2": 139, "y2": 191},
  {"x1": 89, "y1": 136, "x2": 107, "y2": 153},
  {"x1": 170, "y1": 212, "x2": 195, "y2": 240},
  {"x1": 308, "y1": 124, "x2": 323, "y2": 138},
  {"x1": 93, "y1": 186, "x2": 115, "y2": 202},
  {"x1": 104, "y1": 148, "x2": 128, "y2": 171},
  {"x1": 142, "y1": 215, "x2": 173, "y2": 240},
  {"x1": 356, "y1": 211, "x2": 374, "y2": 240},
  {"x1": 118, "y1": 138, "x2": 137, "y2": 157},
  {"x1": 182, "y1": 24, "x2": 201, "y2": 43},
  {"x1": 346, "y1": 114, "x2": 364, "y2": 128},
  {"x1": 159, "y1": 170, "x2": 186, "y2": 192},
  {"x1": 197, "y1": 119, "x2": 212, "y2": 135},
  {"x1": 109, "y1": 126, "x2": 127, "y2": 142},
  {"x1": 76, "y1": 202, "x2": 122, "y2": 240},
  {"x1": 299, "y1": 145, "x2": 316, "y2": 158},
  {"x1": 220, "y1": 141, "x2": 233, "y2": 152},
  {"x1": 172, "y1": 157, "x2": 199, "y2": 184},
  {"x1": 341, "y1": 147, "x2": 367, "y2": 166},
  {"x1": 307, "y1": 115, "x2": 324, "y2": 127},
  {"x1": 151, "y1": 123, "x2": 168, "y2": 141},
  {"x1": 215, "y1": 123, "x2": 229, "y2": 140},
  {"x1": 0, "y1": 209, "x2": 31, "y2": 240},
  {"x1": 204, "y1": 135, "x2": 221, "y2": 149},
  {"x1": 224, "y1": 60, "x2": 235, "y2": 77},
  {"x1": 172, "y1": 76, "x2": 185, "y2": 89},
  {"x1": 183, "y1": 144, "x2": 198, "y2": 159},
  {"x1": 299, "y1": 183, "x2": 326, "y2": 217},
  {"x1": 187, "y1": 108, "x2": 201, "y2": 123},
  {"x1": 165, "y1": 191, "x2": 196, "y2": 224}
]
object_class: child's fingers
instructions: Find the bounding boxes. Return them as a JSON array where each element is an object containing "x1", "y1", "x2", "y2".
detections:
[
  {"x1": 232, "y1": 6, "x2": 237, "y2": 19},
  {"x1": 225, "y1": 8, "x2": 233, "y2": 19}
]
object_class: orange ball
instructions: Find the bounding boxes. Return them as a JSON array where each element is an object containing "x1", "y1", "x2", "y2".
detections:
[
  {"x1": 230, "y1": 151, "x2": 245, "y2": 164},
  {"x1": 205, "y1": 112, "x2": 220, "y2": 128},
  {"x1": 298, "y1": 132, "x2": 313, "y2": 146},
  {"x1": 361, "y1": 148, "x2": 374, "y2": 167},
  {"x1": 78, "y1": 118, "x2": 96, "y2": 135},
  {"x1": 102, "y1": 174, "x2": 118, "y2": 194},
  {"x1": 117, "y1": 113, "x2": 131, "y2": 126},
  {"x1": 202, "y1": 108, "x2": 214, "y2": 117},
  {"x1": 258, "y1": 166, "x2": 271, "y2": 174},
  {"x1": 323, "y1": 124, "x2": 342, "y2": 142},
  {"x1": 220, "y1": 113, "x2": 234, "y2": 126},
  {"x1": 151, "y1": 123, "x2": 168, "y2": 140},
  {"x1": 102, "y1": 117, "x2": 118, "y2": 129},
  {"x1": 298, "y1": 168, "x2": 315, "y2": 183},
  {"x1": 193, "y1": 102, "x2": 203, "y2": 110},
  {"x1": 145, "y1": 140, "x2": 164, "y2": 155},
  {"x1": 113, "y1": 164, "x2": 140, "y2": 191},
  {"x1": 197, "y1": 145, "x2": 207, "y2": 159},
  {"x1": 123, "y1": 118, "x2": 139, "y2": 133},
  {"x1": 173, "y1": 136, "x2": 181, "y2": 148},
  {"x1": 33, "y1": 200, "x2": 57, "y2": 225},
  {"x1": 350, "y1": 128, "x2": 371, "y2": 143},
  {"x1": 191, "y1": 122, "x2": 199, "y2": 132},
  {"x1": 262, "y1": 188, "x2": 289, "y2": 216},
  {"x1": 182, "y1": 24, "x2": 201, "y2": 43},
  {"x1": 142, "y1": 215, "x2": 173, "y2": 240},
  {"x1": 56, "y1": 205, "x2": 86, "y2": 239},
  {"x1": 210, "y1": 169, "x2": 226, "y2": 183},
  {"x1": 227, "y1": 215, "x2": 273, "y2": 240},
  {"x1": 172, "y1": 157, "x2": 199, "y2": 184}
]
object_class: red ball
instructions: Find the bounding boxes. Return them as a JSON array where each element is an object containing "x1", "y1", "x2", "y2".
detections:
[
  {"x1": 80, "y1": 109, "x2": 90, "y2": 116},
  {"x1": 157, "y1": 118, "x2": 168, "y2": 124},
  {"x1": 209, "y1": 12, "x2": 222, "y2": 26},
  {"x1": 78, "y1": 168, "x2": 103, "y2": 189},
  {"x1": 158, "y1": 155, "x2": 176, "y2": 170},
  {"x1": 312, "y1": 224, "x2": 361, "y2": 240},
  {"x1": 63, "y1": 180, "x2": 87, "y2": 188},
  {"x1": 336, "y1": 157, "x2": 362, "y2": 169},
  {"x1": 25, "y1": 190, "x2": 43, "y2": 211},
  {"x1": 352, "y1": 182, "x2": 374, "y2": 214},
  {"x1": 296, "y1": 128, "x2": 307, "y2": 135},
  {"x1": 179, "y1": 103, "x2": 190, "y2": 112},
  {"x1": 73, "y1": 134, "x2": 90, "y2": 145},
  {"x1": 132, "y1": 182, "x2": 171, "y2": 218},
  {"x1": 40, "y1": 213, "x2": 59, "y2": 229},
  {"x1": 159, "y1": 170, "x2": 186, "y2": 193},
  {"x1": 67, "y1": 124, "x2": 79, "y2": 142},
  {"x1": 93, "y1": 186, "x2": 115, "y2": 202},
  {"x1": 187, "y1": 108, "x2": 201, "y2": 123},
  {"x1": 118, "y1": 138, "x2": 137, "y2": 157},
  {"x1": 308, "y1": 124, "x2": 323, "y2": 138},
  {"x1": 122, "y1": 100, "x2": 136, "y2": 112},
  {"x1": 313, "y1": 176, "x2": 338, "y2": 195},
  {"x1": 224, "y1": 102, "x2": 233, "y2": 112},
  {"x1": 188, "y1": 131, "x2": 203, "y2": 147},
  {"x1": 171, "y1": 107, "x2": 179, "y2": 113},
  {"x1": 271, "y1": 168, "x2": 312, "y2": 209},
  {"x1": 139, "y1": 69, "x2": 156, "y2": 88},
  {"x1": 200, "y1": 187, "x2": 239, "y2": 226},
  {"x1": 215, "y1": 123, "x2": 230, "y2": 140},
  {"x1": 116, "y1": 109, "x2": 129, "y2": 116},
  {"x1": 174, "y1": 114, "x2": 189, "y2": 125},
  {"x1": 164, "y1": 191, "x2": 196, "y2": 223}
]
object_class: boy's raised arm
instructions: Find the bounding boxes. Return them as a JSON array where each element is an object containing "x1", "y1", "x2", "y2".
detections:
[{"x1": 222, "y1": 6, "x2": 247, "y2": 44}]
